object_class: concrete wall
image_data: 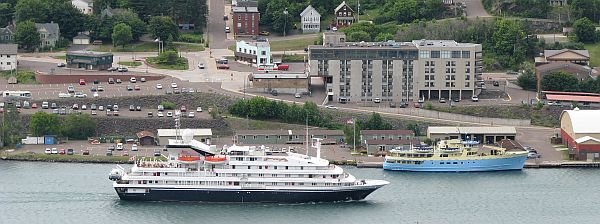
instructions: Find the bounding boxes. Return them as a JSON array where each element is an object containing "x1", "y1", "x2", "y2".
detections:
[{"x1": 35, "y1": 73, "x2": 165, "y2": 84}]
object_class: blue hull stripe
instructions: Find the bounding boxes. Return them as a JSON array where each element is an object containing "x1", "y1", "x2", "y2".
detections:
[{"x1": 383, "y1": 156, "x2": 528, "y2": 172}]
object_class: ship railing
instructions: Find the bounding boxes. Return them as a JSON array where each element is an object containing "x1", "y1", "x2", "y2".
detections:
[{"x1": 241, "y1": 184, "x2": 266, "y2": 189}]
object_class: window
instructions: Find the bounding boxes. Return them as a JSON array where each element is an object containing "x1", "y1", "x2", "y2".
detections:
[
  {"x1": 462, "y1": 51, "x2": 471, "y2": 58},
  {"x1": 441, "y1": 51, "x2": 450, "y2": 58},
  {"x1": 466, "y1": 61, "x2": 471, "y2": 66},
  {"x1": 465, "y1": 82, "x2": 470, "y2": 87},
  {"x1": 419, "y1": 50, "x2": 430, "y2": 59},
  {"x1": 261, "y1": 51, "x2": 266, "y2": 55},
  {"x1": 451, "y1": 51, "x2": 461, "y2": 58},
  {"x1": 430, "y1": 51, "x2": 440, "y2": 58}
]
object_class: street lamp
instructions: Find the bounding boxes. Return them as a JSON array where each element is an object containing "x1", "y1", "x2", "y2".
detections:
[
  {"x1": 283, "y1": 8, "x2": 289, "y2": 37},
  {"x1": 154, "y1": 38, "x2": 163, "y2": 54}
]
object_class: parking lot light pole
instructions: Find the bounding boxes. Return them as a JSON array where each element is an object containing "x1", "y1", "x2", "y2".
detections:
[{"x1": 283, "y1": 8, "x2": 288, "y2": 37}]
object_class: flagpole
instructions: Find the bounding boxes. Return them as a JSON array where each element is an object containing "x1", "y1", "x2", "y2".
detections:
[
  {"x1": 306, "y1": 114, "x2": 309, "y2": 156},
  {"x1": 353, "y1": 117, "x2": 356, "y2": 153}
]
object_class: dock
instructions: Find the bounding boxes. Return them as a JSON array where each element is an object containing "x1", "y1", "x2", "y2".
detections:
[
  {"x1": 356, "y1": 162, "x2": 383, "y2": 168},
  {"x1": 354, "y1": 161, "x2": 600, "y2": 169}
]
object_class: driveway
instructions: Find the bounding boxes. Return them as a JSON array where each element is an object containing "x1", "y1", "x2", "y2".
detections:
[
  {"x1": 460, "y1": 0, "x2": 491, "y2": 17},
  {"x1": 207, "y1": 0, "x2": 232, "y2": 49}
]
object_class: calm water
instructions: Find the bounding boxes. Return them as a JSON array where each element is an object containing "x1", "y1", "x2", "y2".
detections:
[{"x1": 1, "y1": 161, "x2": 599, "y2": 224}]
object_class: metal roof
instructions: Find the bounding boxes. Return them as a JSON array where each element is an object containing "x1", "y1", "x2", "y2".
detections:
[
  {"x1": 361, "y1": 130, "x2": 414, "y2": 136},
  {"x1": 236, "y1": 129, "x2": 343, "y2": 136},
  {"x1": 428, "y1": 126, "x2": 517, "y2": 135},
  {"x1": 546, "y1": 94, "x2": 600, "y2": 103},
  {"x1": 157, "y1": 129, "x2": 212, "y2": 137},
  {"x1": 365, "y1": 139, "x2": 420, "y2": 145},
  {"x1": 561, "y1": 109, "x2": 600, "y2": 133}
]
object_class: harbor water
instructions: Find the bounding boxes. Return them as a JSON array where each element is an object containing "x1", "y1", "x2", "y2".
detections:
[{"x1": 1, "y1": 160, "x2": 599, "y2": 224}]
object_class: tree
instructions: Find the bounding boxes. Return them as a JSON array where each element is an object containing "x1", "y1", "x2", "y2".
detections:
[
  {"x1": 61, "y1": 114, "x2": 97, "y2": 140},
  {"x1": 112, "y1": 22, "x2": 132, "y2": 48},
  {"x1": 0, "y1": 3, "x2": 13, "y2": 27},
  {"x1": 406, "y1": 123, "x2": 421, "y2": 136},
  {"x1": 29, "y1": 112, "x2": 61, "y2": 136},
  {"x1": 492, "y1": 19, "x2": 526, "y2": 69},
  {"x1": 517, "y1": 70, "x2": 537, "y2": 91},
  {"x1": 347, "y1": 30, "x2": 371, "y2": 42},
  {"x1": 572, "y1": 17, "x2": 597, "y2": 43},
  {"x1": 541, "y1": 71, "x2": 580, "y2": 92},
  {"x1": 148, "y1": 16, "x2": 179, "y2": 43},
  {"x1": 0, "y1": 104, "x2": 23, "y2": 147},
  {"x1": 361, "y1": 112, "x2": 392, "y2": 130},
  {"x1": 112, "y1": 10, "x2": 147, "y2": 41},
  {"x1": 15, "y1": 0, "x2": 48, "y2": 22},
  {"x1": 155, "y1": 50, "x2": 180, "y2": 65},
  {"x1": 343, "y1": 122, "x2": 361, "y2": 149},
  {"x1": 14, "y1": 21, "x2": 41, "y2": 50},
  {"x1": 375, "y1": 33, "x2": 395, "y2": 42}
]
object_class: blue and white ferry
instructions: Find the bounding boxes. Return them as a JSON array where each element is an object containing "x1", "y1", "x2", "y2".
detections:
[{"x1": 383, "y1": 139, "x2": 528, "y2": 172}]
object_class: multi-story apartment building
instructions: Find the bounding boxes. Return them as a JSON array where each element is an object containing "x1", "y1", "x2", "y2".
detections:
[
  {"x1": 308, "y1": 33, "x2": 482, "y2": 103},
  {"x1": 232, "y1": 6, "x2": 260, "y2": 37}
]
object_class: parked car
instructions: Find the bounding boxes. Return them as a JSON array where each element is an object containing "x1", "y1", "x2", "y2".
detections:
[
  {"x1": 67, "y1": 148, "x2": 74, "y2": 155},
  {"x1": 166, "y1": 89, "x2": 173, "y2": 94},
  {"x1": 42, "y1": 101, "x2": 49, "y2": 109},
  {"x1": 126, "y1": 85, "x2": 133, "y2": 91},
  {"x1": 140, "y1": 77, "x2": 146, "y2": 82},
  {"x1": 98, "y1": 105, "x2": 104, "y2": 111},
  {"x1": 154, "y1": 150, "x2": 161, "y2": 156},
  {"x1": 147, "y1": 112, "x2": 153, "y2": 117},
  {"x1": 259, "y1": 31, "x2": 270, "y2": 36},
  {"x1": 528, "y1": 150, "x2": 541, "y2": 159},
  {"x1": 67, "y1": 85, "x2": 75, "y2": 93},
  {"x1": 225, "y1": 26, "x2": 230, "y2": 33},
  {"x1": 295, "y1": 93, "x2": 301, "y2": 98},
  {"x1": 271, "y1": 90, "x2": 278, "y2": 96},
  {"x1": 59, "y1": 107, "x2": 66, "y2": 115},
  {"x1": 157, "y1": 111, "x2": 164, "y2": 117},
  {"x1": 51, "y1": 148, "x2": 58, "y2": 154},
  {"x1": 97, "y1": 86, "x2": 104, "y2": 91},
  {"x1": 108, "y1": 78, "x2": 115, "y2": 84},
  {"x1": 374, "y1": 98, "x2": 381, "y2": 103},
  {"x1": 414, "y1": 103, "x2": 421, "y2": 108},
  {"x1": 130, "y1": 77, "x2": 137, "y2": 83},
  {"x1": 471, "y1": 95, "x2": 479, "y2": 102},
  {"x1": 188, "y1": 88, "x2": 195, "y2": 93},
  {"x1": 90, "y1": 104, "x2": 97, "y2": 110},
  {"x1": 79, "y1": 79, "x2": 86, "y2": 85},
  {"x1": 324, "y1": 105, "x2": 337, "y2": 109},
  {"x1": 156, "y1": 84, "x2": 163, "y2": 89},
  {"x1": 74, "y1": 92, "x2": 87, "y2": 98},
  {"x1": 180, "y1": 106, "x2": 187, "y2": 112},
  {"x1": 116, "y1": 78, "x2": 122, "y2": 84},
  {"x1": 129, "y1": 105, "x2": 135, "y2": 111},
  {"x1": 171, "y1": 82, "x2": 178, "y2": 88},
  {"x1": 108, "y1": 67, "x2": 118, "y2": 72},
  {"x1": 136, "y1": 106, "x2": 141, "y2": 111},
  {"x1": 493, "y1": 80, "x2": 500, "y2": 86},
  {"x1": 116, "y1": 143, "x2": 124, "y2": 151},
  {"x1": 167, "y1": 111, "x2": 173, "y2": 117},
  {"x1": 113, "y1": 105, "x2": 119, "y2": 111},
  {"x1": 45, "y1": 148, "x2": 51, "y2": 154},
  {"x1": 23, "y1": 101, "x2": 31, "y2": 109},
  {"x1": 106, "y1": 150, "x2": 113, "y2": 156},
  {"x1": 196, "y1": 107, "x2": 203, "y2": 112},
  {"x1": 82, "y1": 150, "x2": 90, "y2": 155},
  {"x1": 118, "y1": 67, "x2": 128, "y2": 72},
  {"x1": 453, "y1": 98, "x2": 460, "y2": 102},
  {"x1": 134, "y1": 85, "x2": 141, "y2": 91},
  {"x1": 158, "y1": 105, "x2": 164, "y2": 111},
  {"x1": 439, "y1": 98, "x2": 446, "y2": 103},
  {"x1": 198, "y1": 63, "x2": 205, "y2": 69},
  {"x1": 91, "y1": 110, "x2": 97, "y2": 115},
  {"x1": 93, "y1": 79, "x2": 100, "y2": 84},
  {"x1": 182, "y1": 88, "x2": 187, "y2": 93},
  {"x1": 31, "y1": 103, "x2": 37, "y2": 109},
  {"x1": 51, "y1": 103, "x2": 58, "y2": 109},
  {"x1": 52, "y1": 108, "x2": 59, "y2": 114},
  {"x1": 90, "y1": 86, "x2": 97, "y2": 92},
  {"x1": 188, "y1": 111, "x2": 195, "y2": 118},
  {"x1": 174, "y1": 88, "x2": 181, "y2": 94},
  {"x1": 59, "y1": 148, "x2": 66, "y2": 155},
  {"x1": 81, "y1": 104, "x2": 87, "y2": 110},
  {"x1": 131, "y1": 144, "x2": 138, "y2": 151},
  {"x1": 57, "y1": 62, "x2": 66, "y2": 67}
]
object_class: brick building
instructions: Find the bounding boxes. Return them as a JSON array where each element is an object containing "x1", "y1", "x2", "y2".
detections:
[{"x1": 232, "y1": 6, "x2": 260, "y2": 37}]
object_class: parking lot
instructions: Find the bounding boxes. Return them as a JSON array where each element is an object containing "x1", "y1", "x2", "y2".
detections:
[{"x1": 18, "y1": 141, "x2": 168, "y2": 158}]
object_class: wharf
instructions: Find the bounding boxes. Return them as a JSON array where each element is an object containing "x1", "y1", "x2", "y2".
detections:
[
  {"x1": 356, "y1": 162, "x2": 383, "y2": 168},
  {"x1": 355, "y1": 161, "x2": 600, "y2": 169}
]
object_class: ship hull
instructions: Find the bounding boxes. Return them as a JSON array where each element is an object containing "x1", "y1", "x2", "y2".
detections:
[
  {"x1": 115, "y1": 187, "x2": 380, "y2": 203},
  {"x1": 383, "y1": 155, "x2": 528, "y2": 172}
]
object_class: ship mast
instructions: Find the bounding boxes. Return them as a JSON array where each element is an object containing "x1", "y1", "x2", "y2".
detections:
[{"x1": 174, "y1": 110, "x2": 181, "y2": 141}]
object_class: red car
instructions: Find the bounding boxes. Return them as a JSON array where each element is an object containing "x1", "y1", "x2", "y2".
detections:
[
  {"x1": 31, "y1": 103, "x2": 38, "y2": 109},
  {"x1": 276, "y1": 64, "x2": 289, "y2": 70},
  {"x1": 217, "y1": 64, "x2": 229, "y2": 69},
  {"x1": 413, "y1": 103, "x2": 421, "y2": 108},
  {"x1": 59, "y1": 148, "x2": 66, "y2": 154},
  {"x1": 134, "y1": 85, "x2": 141, "y2": 90},
  {"x1": 79, "y1": 79, "x2": 86, "y2": 85}
]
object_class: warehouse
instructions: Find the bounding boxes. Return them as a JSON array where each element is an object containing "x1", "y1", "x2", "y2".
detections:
[
  {"x1": 560, "y1": 109, "x2": 600, "y2": 161},
  {"x1": 234, "y1": 129, "x2": 344, "y2": 145},
  {"x1": 427, "y1": 126, "x2": 516, "y2": 144},
  {"x1": 157, "y1": 129, "x2": 212, "y2": 145}
]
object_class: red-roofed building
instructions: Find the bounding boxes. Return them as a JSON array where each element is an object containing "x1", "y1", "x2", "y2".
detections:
[{"x1": 542, "y1": 91, "x2": 600, "y2": 107}]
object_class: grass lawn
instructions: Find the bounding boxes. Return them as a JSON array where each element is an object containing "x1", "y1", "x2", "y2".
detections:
[
  {"x1": 224, "y1": 117, "x2": 309, "y2": 130},
  {"x1": 281, "y1": 54, "x2": 307, "y2": 62},
  {"x1": 146, "y1": 57, "x2": 189, "y2": 70},
  {"x1": 94, "y1": 42, "x2": 158, "y2": 52},
  {"x1": 584, "y1": 43, "x2": 600, "y2": 67},
  {"x1": 228, "y1": 45, "x2": 236, "y2": 51},
  {"x1": 118, "y1": 61, "x2": 142, "y2": 67},
  {"x1": 51, "y1": 55, "x2": 66, "y2": 60},
  {"x1": 270, "y1": 37, "x2": 318, "y2": 51},
  {"x1": 174, "y1": 42, "x2": 205, "y2": 52},
  {"x1": 1, "y1": 70, "x2": 37, "y2": 84}
]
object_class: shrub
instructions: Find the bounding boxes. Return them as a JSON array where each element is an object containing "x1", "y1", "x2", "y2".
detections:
[
  {"x1": 160, "y1": 101, "x2": 176, "y2": 109},
  {"x1": 178, "y1": 33, "x2": 203, "y2": 43}
]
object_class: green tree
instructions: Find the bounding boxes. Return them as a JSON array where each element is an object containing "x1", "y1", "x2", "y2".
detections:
[
  {"x1": 14, "y1": 21, "x2": 41, "y2": 50},
  {"x1": 541, "y1": 71, "x2": 580, "y2": 92},
  {"x1": 155, "y1": 50, "x2": 180, "y2": 65},
  {"x1": 61, "y1": 114, "x2": 97, "y2": 140},
  {"x1": 112, "y1": 10, "x2": 147, "y2": 41},
  {"x1": 406, "y1": 123, "x2": 421, "y2": 136},
  {"x1": 492, "y1": 19, "x2": 526, "y2": 69},
  {"x1": 46, "y1": 0, "x2": 87, "y2": 39},
  {"x1": 29, "y1": 112, "x2": 61, "y2": 136},
  {"x1": 572, "y1": 17, "x2": 597, "y2": 43},
  {"x1": 0, "y1": 104, "x2": 24, "y2": 147},
  {"x1": 361, "y1": 112, "x2": 392, "y2": 130},
  {"x1": 15, "y1": 0, "x2": 48, "y2": 22},
  {"x1": 347, "y1": 30, "x2": 371, "y2": 42},
  {"x1": 148, "y1": 16, "x2": 179, "y2": 43},
  {"x1": 343, "y1": 122, "x2": 361, "y2": 149},
  {"x1": 0, "y1": 3, "x2": 13, "y2": 27},
  {"x1": 517, "y1": 70, "x2": 537, "y2": 90},
  {"x1": 375, "y1": 33, "x2": 395, "y2": 42},
  {"x1": 160, "y1": 101, "x2": 176, "y2": 109},
  {"x1": 112, "y1": 22, "x2": 132, "y2": 48}
]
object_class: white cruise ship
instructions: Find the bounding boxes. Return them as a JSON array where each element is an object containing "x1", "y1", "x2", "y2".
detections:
[{"x1": 108, "y1": 130, "x2": 388, "y2": 203}]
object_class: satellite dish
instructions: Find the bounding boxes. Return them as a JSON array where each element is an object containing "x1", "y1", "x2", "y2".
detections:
[{"x1": 182, "y1": 129, "x2": 194, "y2": 143}]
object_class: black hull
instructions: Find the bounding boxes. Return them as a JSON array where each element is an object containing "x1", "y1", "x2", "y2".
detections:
[{"x1": 115, "y1": 187, "x2": 379, "y2": 203}]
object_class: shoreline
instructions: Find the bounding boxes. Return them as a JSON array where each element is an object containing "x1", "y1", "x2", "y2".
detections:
[{"x1": 3, "y1": 153, "x2": 600, "y2": 168}]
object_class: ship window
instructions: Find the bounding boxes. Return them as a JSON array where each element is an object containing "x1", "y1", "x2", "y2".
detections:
[
  {"x1": 461, "y1": 162, "x2": 463, "y2": 164},
  {"x1": 259, "y1": 166, "x2": 263, "y2": 169},
  {"x1": 440, "y1": 162, "x2": 444, "y2": 164},
  {"x1": 453, "y1": 162, "x2": 458, "y2": 164},
  {"x1": 446, "y1": 162, "x2": 451, "y2": 164},
  {"x1": 285, "y1": 166, "x2": 289, "y2": 170},
  {"x1": 248, "y1": 166, "x2": 251, "y2": 169}
]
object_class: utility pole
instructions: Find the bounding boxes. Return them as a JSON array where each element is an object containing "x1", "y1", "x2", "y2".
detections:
[{"x1": 283, "y1": 8, "x2": 289, "y2": 37}]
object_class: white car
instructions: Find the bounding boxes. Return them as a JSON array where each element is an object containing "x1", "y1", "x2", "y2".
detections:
[
  {"x1": 295, "y1": 93, "x2": 301, "y2": 98},
  {"x1": 93, "y1": 92, "x2": 99, "y2": 98},
  {"x1": 374, "y1": 98, "x2": 381, "y2": 103},
  {"x1": 74, "y1": 92, "x2": 87, "y2": 98},
  {"x1": 198, "y1": 63, "x2": 205, "y2": 69},
  {"x1": 157, "y1": 112, "x2": 164, "y2": 117},
  {"x1": 332, "y1": 27, "x2": 338, "y2": 31},
  {"x1": 45, "y1": 148, "x2": 52, "y2": 154},
  {"x1": 58, "y1": 92, "x2": 71, "y2": 98},
  {"x1": 130, "y1": 77, "x2": 137, "y2": 83},
  {"x1": 81, "y1": 104, "x2": 87, "y2": 110},
  {"x1": 167, "y1": 111, "x2": 173, "y2": 117},
  {"x1": 324, "y1": 105, "x2": 338, "y2": 109},
  {"x1": 188, "y1": 88, "x2": 195, "y2": 93},
  {"x1": 131, "y1": 144, "x2": 138, "y2": 151},
  {"x1": 67, "y1": 85, "x2": 75, "y2": 93},
  {"x1": 51, "y1": 148, "x2": 58, "y2": 154},
  {"x1": 171, "y1": 83, "x2": 178, "y2": 88},
  {"x1": 156, "y1": 84, "x2": 163, "y2": 89},
  {"x1": 188, "y1": 111, "x2": 195, "y2": 118},
  {"x1": 98, "y1": 105, "x2": 104, "y2": 111},
  {"x1": 471, "y1": 95, "x2": 479, "y2": 102},
  {"x1": 196, "y1": 107, "x2": 203, "y2": 112}
]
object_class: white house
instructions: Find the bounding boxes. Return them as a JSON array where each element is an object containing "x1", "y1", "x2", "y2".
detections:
[
  {"x1": 72, "y1": 0, "x2": 93, "y2": 14},
  {"x1": 300, "y1": 5, "x2": 321, "y2": 33},
  {"x1": 234, "y1": 39, "x2": 272, "y2": 66},
  {"x1": 73, "y1": 33, "x2": 90, "y2": 45},
  {"x1": 0, "y1": 44, "x2": 17, "y2": 71}
]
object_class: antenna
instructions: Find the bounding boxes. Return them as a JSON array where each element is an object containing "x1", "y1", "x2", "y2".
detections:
[
  {"x1": 174, "y1": 110, "x2": 181, "y2": 141},
  {"x1": 311, "y1": 138, "x2": 322, "y2": 159}
]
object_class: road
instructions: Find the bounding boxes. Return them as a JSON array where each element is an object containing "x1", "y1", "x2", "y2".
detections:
[
  {"x1": 460, "y1": 0, "x2": 491, "y2": 17},
  {"x1": 207, "y1": 0, "x2": 232, "y2": 49}
]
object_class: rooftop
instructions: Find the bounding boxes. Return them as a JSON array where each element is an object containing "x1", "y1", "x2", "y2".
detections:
[
  {"x1": 561, "y1": 109, "x2": 600, "y2": 133},
  {"x1": 232, "y1": 6, "x2": 259, "y2": 13},
  {"x1": 546, "y1": 94, "x2": 600, "y2": 103},
  {"x1": 67, "y1": 51, "x2": 112, "y2": 57},
  {"x1": 236, "y1": 129, "x2": 343, "y2": 136},
  {"x1": 0, "y1": 44, "x2": 18, "y2": 54},
  {"x1": 544, "y1": 49, "x2": 590, "y2": 58},
  {"x1": 157, "y1": 129, "x2": 213, "y2": 137},
  {"x1": 311, "y1": 39, "x2": 480, "y2": 50},
  {"x1": 361, "y1": 130, "x2": 414, "y2": 136},
  {"x1": 428, "y1": 126, "x2": 517, "y2": 135},
  {"x1": 412, "y1": 40, "x2": 480, "y2": 48},
  {"x1": 237, "y1": 40, "x2": 270, "y2": 48},
  {"x1": 365, "y1": 139, "x2": 420, "y2": 145},
  {"x1": 252, "y1": 72, "x2": 308, "y2": 79}
]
